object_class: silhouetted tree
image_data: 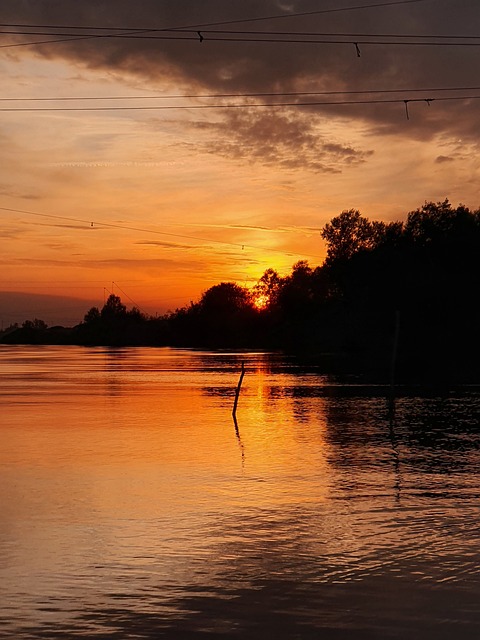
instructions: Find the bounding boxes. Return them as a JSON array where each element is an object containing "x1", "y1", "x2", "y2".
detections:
[
  {"x1": 321, "y1": 209, "x2": 378, "y2": 264},
  {"x1": 22, "y1": 318, "x2": 48, "y2": 331},
  {"x1": 193, "y1": 282, "x2": 258, "y2": 347},
  {"x1": 277, "y1": 261, "x2": 314, "y2": 315},
  {"x1": 83, "y1": 306, "x2": 100, "y2": 324},
  {"x1": 253, "y1": 268, "x2": 283, "y2": 309},
  {"x1": 76, "y1": 295, "x2": 151, "y2": 345},
  {"x1": 199, "y1": 282, "x2": 252, "y2": 313},
  {"x1": 101, "y1": 294, "x2": 127, "y2": 319},
  {"x1": 316, "y1": 200, "x2": 480, "y2": 379}
]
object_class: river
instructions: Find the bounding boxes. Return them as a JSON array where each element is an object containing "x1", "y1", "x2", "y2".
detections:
[{"x1": 0, "y1": 345, "x2": 479, "y2": 638}]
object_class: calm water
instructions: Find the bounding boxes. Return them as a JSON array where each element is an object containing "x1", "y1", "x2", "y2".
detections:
[{"x1": 0, "y1": 345, "x2": 479, "y2": 639}]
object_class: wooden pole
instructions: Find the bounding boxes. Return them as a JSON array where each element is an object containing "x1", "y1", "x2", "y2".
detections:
[
  {"x1": 388, "y1": 310, "x2": 400, "y2": 418},
  {"x1": 232, "y1": 361, "x2": 245, "y2": 417}
]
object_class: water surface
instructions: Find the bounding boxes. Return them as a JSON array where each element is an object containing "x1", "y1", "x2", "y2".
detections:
[{"x1": 1, "y1": 346, "x2": 479, "y2": 638}]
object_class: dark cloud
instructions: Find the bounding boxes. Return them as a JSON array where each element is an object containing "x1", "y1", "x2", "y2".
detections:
[
  {"x1": 3, "y1": 0, "x2": 480, "y2": 154},
  {"x1": 435, "y1": 155, "x2": 455, "y2": 164},
  {"x1": 189, "y1": 109, "x2": 373, "y2": 172}
]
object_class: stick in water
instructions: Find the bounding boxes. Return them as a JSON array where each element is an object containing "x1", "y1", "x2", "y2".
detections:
[{"x1": 232, "y1": 361, "x2": 245, "y2": 417}]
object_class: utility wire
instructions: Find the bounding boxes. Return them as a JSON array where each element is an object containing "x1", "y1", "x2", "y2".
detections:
[
  {"x1": 1, "y1": 94, "x2": 479, "y2": 112},
  {"x1": 0, "y1": 2, "x2": 433, "y2": 34},
  {"x1": 180, "y1": 0, "x2": 432, "y2": 26},
  {"x1": 1, "y1": 86, "x2": 479, "y2": 101},
  {"x1": 0, "y1": 206, "x2": 324, "y2": 261},
  {"x1": 163, "y1": 29, "x2": 480, "y2": 40},
  {"x1": 111, "y1": 281, "x2": 145, "y2": 313},
  {"x1": 0, "y1": 1, "x2": 436, "y2": 49},
  {"x1": 0, "y1": 27, "x2": 170, "y2": 50},
  {"x1": 4, "y1": 29, "x2": 479, "y2": 46},
  {"x1": 5, "y1": 28, "x2": 476, "y2": 41}
]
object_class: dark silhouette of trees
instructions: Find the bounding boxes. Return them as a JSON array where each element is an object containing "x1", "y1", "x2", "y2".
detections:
[
  {"x1": 22, "y1": 318, "x2": 48, "y2": 331},
  {"x1": 3, "y1": 199, "x2": 480, "y2": 380},
  {"x1": 100, "y1": 294, "x2": 126, "y2": 320},
  {"x1": 253, "y1": 268, "x2": 282, "y2": 309},
  {"x1": 83, "y1": 306, "x2": 100, "y2": 324},
  {"x1": 78, "y1": 294, "x2": 153, "y2": 345},
  {"x1": 321, "y1": 209, "x2": 385, "y2": 264},
  {"x1": 167, "y1": 282, "x2": 261, "y2": 348},
  {"x1": 0, "y1": 317, "x2": 75, "y2": 345},
  {"x1": 315, "y1": 200, "x2": 480, "y2": 380},
  {"x1": 199, "y1": 282, "x2": 252, "y2": 314},
  {"x1": 198, "y1": 282, "x2": 258, "y2": 347}
]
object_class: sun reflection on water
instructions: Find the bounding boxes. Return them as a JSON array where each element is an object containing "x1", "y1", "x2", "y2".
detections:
[{"x1": 1, "y1": 346, "x2": 479, "y2": 638}]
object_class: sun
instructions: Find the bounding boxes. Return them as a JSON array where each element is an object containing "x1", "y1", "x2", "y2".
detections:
[{"x1": 251, "y1": 292, "x2": 269, "y2": 310}]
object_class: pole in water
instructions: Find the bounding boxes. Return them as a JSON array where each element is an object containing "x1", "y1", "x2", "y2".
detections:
[
  {"x1": 388, "y1": 310, "x2": 400, "y2": 418},
  {"x1": 232, "y1": 361, "x2": 245, "y2": 417}
]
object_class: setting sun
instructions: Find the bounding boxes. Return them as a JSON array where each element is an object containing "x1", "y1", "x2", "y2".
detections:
[{"x1": 251, "y1": 292, "x2": 270, "y2": 310}]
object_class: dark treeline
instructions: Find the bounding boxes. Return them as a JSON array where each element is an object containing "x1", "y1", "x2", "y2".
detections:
[{"x1": 3, "y1": 200, "x2": 480, "y2": 381}]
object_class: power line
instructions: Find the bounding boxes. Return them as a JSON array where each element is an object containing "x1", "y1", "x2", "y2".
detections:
[
  {"x1": 4, "y1": 27, "x2": 479, "y2": 41},
  {"x1": 184, "y1": 0, "x2": 432, "y2": 26},
  {"x1": 1, "y1": 86, "x2": 479, "y2": 102},
  {"x1": 1, "y1": 94, "x2": 479, "y2": 112},
  {"x1": 0, "y1": 206, "x2": 324, "y2": 261},
  {"x1": 0, "y1": 35, "x2": 102, "y2": 49},
  {"x1": 0, "y1": 1, "x2": 436, "y2": 49},
  {"x1": 112, "y1": 281, "x2": 146, "y2": 313},
  {"x1": 0, "y1": 27, "x2": 168, "y2": 50},
  {"x1": 0, "y1": 2, "x2": 433, "y2": 34},
  {"x1": 5, "y1": 29, "x2": 479, "y2": 46},
  {"x1": 167, "y1": 29, "x2": 480, "y2": 40}
]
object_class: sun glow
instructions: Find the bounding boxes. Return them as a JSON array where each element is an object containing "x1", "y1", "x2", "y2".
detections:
[{"x1": 251, "y1": 292, "x2": 269, "y2": 310}]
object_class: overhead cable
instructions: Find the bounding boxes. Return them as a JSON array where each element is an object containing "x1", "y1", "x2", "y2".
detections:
[
  {"x1": 3, "y1": 29, "x2": 480, "y2": 47},
  {"x1": 1, "y1": 94, "x2": 479, "y2": 112},
  {"x1": 0, "y1": 206, "x2": 324, "y2": 261},
  {"x1": 1, "y1": 86, "x2": 479, "y2": 102},
  {"x1": 0, "y1": 1, "x2": 440, "y2": 49},
  {"x1": 0, "y1": 2, "x2": 433, "y2": 34},
  {"x1": 3, "y1": 27, "x2": 479, "y2": 41}
]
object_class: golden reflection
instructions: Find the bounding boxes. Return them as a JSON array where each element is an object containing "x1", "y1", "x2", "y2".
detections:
[
  {"x1": 1, "y1": 347, "x2": 407, "y2": 578},
  {"x1": 224, "y1": 361, "x2": 333, "y2": 507},
  {"x1": 232, "y1": 414, "x2": 245, "y2": 466},
  {"x1": 2, "y1": 345, "x2": 479, "y2": 637}
]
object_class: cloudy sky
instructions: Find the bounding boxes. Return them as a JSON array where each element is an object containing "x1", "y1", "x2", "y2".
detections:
[{"x1": 1, "y1": 0, "x2": 480, "y2": 325}]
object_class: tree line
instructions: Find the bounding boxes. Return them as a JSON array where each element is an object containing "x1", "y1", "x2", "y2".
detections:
[{"x1": 3, "y1": 200, "x2": 480, "y2": 380}]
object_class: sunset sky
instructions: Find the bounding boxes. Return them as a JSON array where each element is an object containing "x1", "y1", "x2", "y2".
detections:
[{"x1": 1, "y1": 0, "x2": 480, "y2": 325}]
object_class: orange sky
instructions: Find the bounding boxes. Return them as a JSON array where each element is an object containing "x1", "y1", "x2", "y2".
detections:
[{"x1": 2, "y1": 1, "x2": 480, "y2": 325}]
